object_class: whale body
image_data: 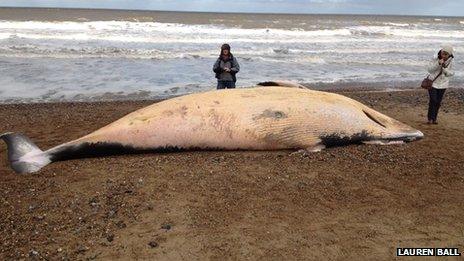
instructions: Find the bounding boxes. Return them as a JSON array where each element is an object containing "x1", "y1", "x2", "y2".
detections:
[{"x1": 1, "y1": 86, "x2": 423, "y2": 174}]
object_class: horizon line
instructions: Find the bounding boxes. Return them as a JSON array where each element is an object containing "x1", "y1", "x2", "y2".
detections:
[{"x1": 0, "y1": 6, "x2": 463, "y2": 19}]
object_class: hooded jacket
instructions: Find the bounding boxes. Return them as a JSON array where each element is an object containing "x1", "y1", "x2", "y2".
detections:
[{"x1": 427, "y1": 56, "x2": 454, "y2": 89}]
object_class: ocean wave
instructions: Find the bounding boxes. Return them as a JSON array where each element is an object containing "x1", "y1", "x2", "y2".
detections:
[
  {"x1": 0, "y1": 20, "x2": 352, "y2": 38},
  {"x1": 0, "y1": 46, "x2": 423, "y2": 60},
  {"x1": 348, "y1": 26, "x2": 464, "y2": 38},
  {"x1": 0, "y1": 45, "x2": 186, "y2": 59},
  {"x1": 384, "y1": 22, "x2": 410, "y2": 27},
  {"x1": 5, "y1": 75, "x2": 463, "y2": 104},
  {"x1": 0, "y1": 42, "x2": 444, "y2": 60},
  {"x1": 245, "y1": 55, "x2": 326, "y2": 64},
  {"x1": 0, "y1": 32, "x2": 356, "y2": 44},
  {"x1": 1, "y1": 20, "x2": 463, "y2": 47}
]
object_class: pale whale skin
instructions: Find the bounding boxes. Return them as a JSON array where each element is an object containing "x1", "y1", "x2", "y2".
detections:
[{"x1": 1, "y1": 86, "x2": 423, "y2": 174}]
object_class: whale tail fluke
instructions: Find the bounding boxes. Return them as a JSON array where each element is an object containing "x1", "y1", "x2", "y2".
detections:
[{"x1": 0, "y1": 132, "x2": 51, "y2": 174}]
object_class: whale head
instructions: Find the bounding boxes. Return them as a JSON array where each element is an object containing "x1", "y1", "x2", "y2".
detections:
[{"x1": 361, "y1": 106, "x2": 424, "y2": 144}]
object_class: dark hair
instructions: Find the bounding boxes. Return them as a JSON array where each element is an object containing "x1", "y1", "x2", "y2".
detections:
[
  {"x1": 221, "y1": 43, "x2": 231, "y2": 51},
  {"x1": 438, "y1": 50, "x2": 454, "y2": 59},
  {"x1": 219, "y1": 44, "x2": 232, "y2": 59}
]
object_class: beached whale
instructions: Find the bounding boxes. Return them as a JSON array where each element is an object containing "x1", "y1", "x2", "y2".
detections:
[{"x1": 1, "y1": 84, "x2": 423, "y2": 174}]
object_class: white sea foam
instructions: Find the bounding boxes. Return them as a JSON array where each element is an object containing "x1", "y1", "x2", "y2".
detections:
[
  {"x1": 0, "y1": 20, "x2": 463, "y2": 46},
  {"x1": 384, "y1": 22, "x2": 410, "y2": 27},
  {"x1": 0, "y1": 20, "x2": 462, "y2": 60},
  {"x1": 0, "y1": 20, "x2": 352, "y2": 38},
  {"x1": 348, "y1": 25, "x2": 464, "y2": 38}
]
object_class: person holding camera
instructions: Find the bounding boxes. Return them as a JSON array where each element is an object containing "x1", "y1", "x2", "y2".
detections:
[
  {"x1": 426, "y1": 45, "x2": 454, "y2": 124},
  {"x1": 213, "y1": 44, "x2": 240, "y2": 89}
]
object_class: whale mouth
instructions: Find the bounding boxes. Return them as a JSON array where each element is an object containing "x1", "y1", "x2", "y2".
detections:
[
  {"x1": 384, "y1": 130, "x2": 424, "y2": 142},
  {"x1": 405, "y1": 130, "x2": 424, "y2": 141},
  {"x1": 319, "y1": 129, "x2": 424, "y2": 147},
  {"x1": 362, "y1": 130, "x2": 423, "y2": 145}
]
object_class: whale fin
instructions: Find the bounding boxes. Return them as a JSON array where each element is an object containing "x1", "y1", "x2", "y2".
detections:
[
  {"x1": 257, "y1": 81, "x2": 309, "y2": 89},
  {"x1": 0, "y1": 132, "x2": 51, "y2": 174}
]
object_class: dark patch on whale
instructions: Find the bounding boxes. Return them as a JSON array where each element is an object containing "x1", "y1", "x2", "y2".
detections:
[
  {"x1": 320, "y1": 130, "x2": 371, "y2": 147},
  {"x1": 253, "y1": 109, "x2": 287, "y2": 120},
  {"x1": 257, "y1": 81, "x2": 280, "y2": 86},
  {"x1": 49, "y1": 142, "x2": 227, "y2": 162}
]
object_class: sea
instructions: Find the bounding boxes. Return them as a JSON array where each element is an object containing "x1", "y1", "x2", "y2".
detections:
[{"x1": 0, "y1": 7, "x2": 463, "y2": 103}]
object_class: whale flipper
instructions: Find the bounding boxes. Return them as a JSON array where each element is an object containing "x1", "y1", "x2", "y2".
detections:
[{"x1": 0, "y1": 132, "x2": 51, "y2": 174}]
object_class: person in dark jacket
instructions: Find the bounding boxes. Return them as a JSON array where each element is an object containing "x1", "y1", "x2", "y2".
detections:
[{"x1": 213, "y1": 44, "x2": 240, "y2": 89}]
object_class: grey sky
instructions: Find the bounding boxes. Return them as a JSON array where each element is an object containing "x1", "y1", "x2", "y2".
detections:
[{"x1": 0, "y1": 0, "x2": 463, "y2": 16}]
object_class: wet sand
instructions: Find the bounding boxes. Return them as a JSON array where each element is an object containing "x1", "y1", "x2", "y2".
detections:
[{"x1": 1, "y1": 88, "x2": 463, "y2": 260}]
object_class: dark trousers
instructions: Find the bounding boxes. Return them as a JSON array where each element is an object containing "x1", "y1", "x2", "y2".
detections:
[
  {"x1": 217, "y1": 81, "x2": 236, "y2": 89},
  {"x1": 427, "y1": 87, "x2": 446, "y2": 121}
]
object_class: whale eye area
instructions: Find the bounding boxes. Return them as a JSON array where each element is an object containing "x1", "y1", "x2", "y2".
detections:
[{"x1": 363, "y1": 110, "x2": 387, "y2": 128}]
